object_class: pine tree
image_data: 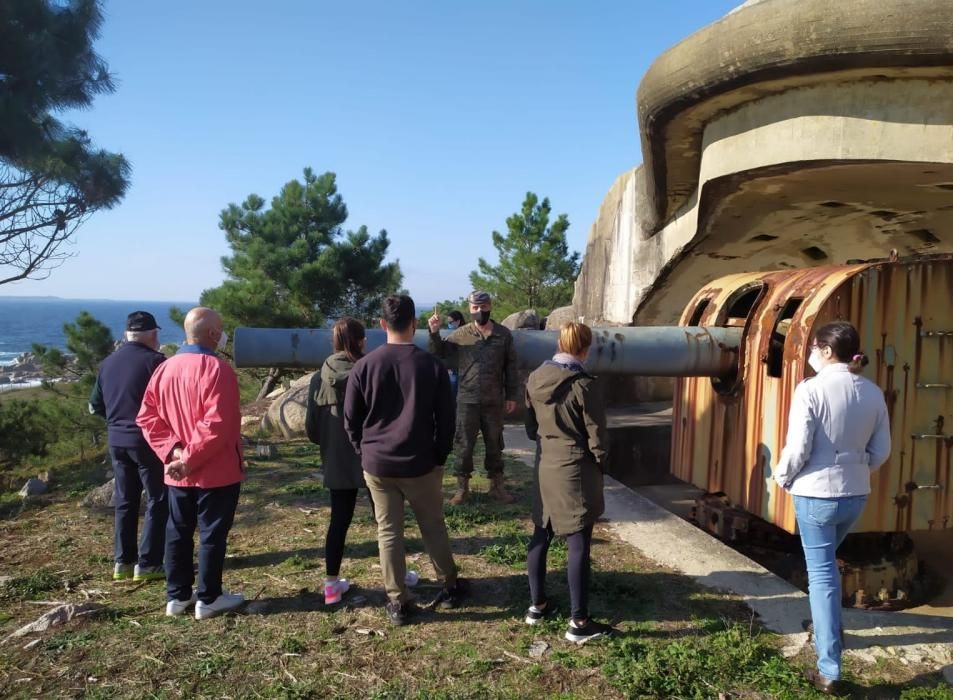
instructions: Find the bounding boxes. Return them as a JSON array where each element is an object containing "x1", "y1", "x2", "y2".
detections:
[
  {"x1": 0, "y1": 0, "x2": 130, "y2": 284},
  {"x1": 469, "y1": 193, "x2": 580, "y2": 318},
  {"x1": 198, "y1": 167, "x2": 403, "y2": 397}
]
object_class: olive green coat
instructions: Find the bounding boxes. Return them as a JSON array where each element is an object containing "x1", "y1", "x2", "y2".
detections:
[
  {"x1": 305, "y1": 352, "x2": 364, "y2": 491},
  {"x1": 429, "y1": 321, "x2": 518, "y2": 405},
  {"x1": 524, "y1": 361, "x2": 609, "y2": 536}
]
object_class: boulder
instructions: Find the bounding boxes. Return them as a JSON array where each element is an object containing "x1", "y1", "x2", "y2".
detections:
[
  {"x1": 501, "y1": 309, "x2": 540, "y2": 331},
  {"x1": 290, "y1": 372, "x2": 315, "y2": 389},
  {"x1": 544, "y1": 306, "x2": 577, "y2": 329},
  {"x1": 241, "y1": 415, "x2": 261, "y2": 431},
  {"x1": 18, "y1": 478, "x2": 47, "y2": 498},
  {"x1": 265, "y1": 386, "x2": 287, "y2": 400},
  {"x1": 81, "y1": 479, "x2": 146, "y2": 512},
  {"x1": 82, "y1": 479, "x2": 116, "y2": 509},
  {"x1": 263, "y1": 381, "x2": 311, "y2": 438}
]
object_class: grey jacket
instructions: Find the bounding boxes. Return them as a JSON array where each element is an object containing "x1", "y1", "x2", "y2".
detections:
[
  {"x1": 525, "y1": 360, "x2": 608, "y2": 535},
  {"x1": 305, "y1": 352, "x2": 365, "y2": 491}
]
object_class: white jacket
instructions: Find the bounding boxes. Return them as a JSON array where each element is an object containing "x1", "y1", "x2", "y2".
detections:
[{"x1": 773, "y1": 363, "x2": 891, "y2": 497}]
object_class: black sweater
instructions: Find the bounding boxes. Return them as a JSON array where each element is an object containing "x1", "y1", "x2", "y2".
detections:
[{"x1": 343, "y1": 343, "x2": 455, "y2": 478}]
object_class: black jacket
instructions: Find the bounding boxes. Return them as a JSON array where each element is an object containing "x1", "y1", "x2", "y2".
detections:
[{"x1": 89, "y1": 341, "x2": 166, "y2": 448}]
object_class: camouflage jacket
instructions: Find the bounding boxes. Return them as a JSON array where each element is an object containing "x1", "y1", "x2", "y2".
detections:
[{"x1": 429, "y1": 321, "x2": 518, "y2": 405}]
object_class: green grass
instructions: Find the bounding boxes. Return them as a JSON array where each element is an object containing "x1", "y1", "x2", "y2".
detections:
[
  {"x1": 0, "y1": 437, "x2": 946, "y2": 699},
  {"x1": 602, "y1": 625, "x2": 814, "y2": 700},
  {"x1": 0, "y1": 568, "x2": 63, "y2": 602}
]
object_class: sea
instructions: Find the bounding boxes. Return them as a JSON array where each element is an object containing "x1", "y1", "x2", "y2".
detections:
[{"x1": 0, "y1": 297, "x2": 194, "y2": 366}]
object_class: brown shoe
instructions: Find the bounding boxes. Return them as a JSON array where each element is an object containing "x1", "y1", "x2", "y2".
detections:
[
  {"x1": 449, "y1": 476, "x2": 469, "y2": 505},
  {"x1": 488, "y1": 473, "x2": 514, "y2": 504},
  {"x1": 805, "y1": 669, "x2": 845, "y2": 696}
]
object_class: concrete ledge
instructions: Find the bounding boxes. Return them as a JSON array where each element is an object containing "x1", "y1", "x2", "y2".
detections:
[{"x1": 602, "y1": 477, "x2": 953, "y2": 666}]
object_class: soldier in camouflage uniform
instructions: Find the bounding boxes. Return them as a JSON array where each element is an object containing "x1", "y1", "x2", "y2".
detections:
[{"x1": 429, "y1": 291, "x2": 519, "y2": 504}]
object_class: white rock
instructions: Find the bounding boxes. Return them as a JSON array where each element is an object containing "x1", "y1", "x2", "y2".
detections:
[
  {"x1": 528, "y1": 640, "x2": 550, "y2": 658},
  {"x1": 263, "y1": 380, "x2": 312, "y2": 438}
]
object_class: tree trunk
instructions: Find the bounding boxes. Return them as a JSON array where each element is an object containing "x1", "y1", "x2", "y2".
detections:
[{"x1": 255, "y1": 367, "x2": 285, "y2": 401}]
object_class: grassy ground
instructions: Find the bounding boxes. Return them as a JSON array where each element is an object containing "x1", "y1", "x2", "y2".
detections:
[{"x1": 1, "y1": 441, "x2": 951, "y2": 699}]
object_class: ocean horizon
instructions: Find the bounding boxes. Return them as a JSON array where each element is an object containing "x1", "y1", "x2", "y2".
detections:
[{"x1": 0, "y1": 297, "x2": 194, "y2": 366}]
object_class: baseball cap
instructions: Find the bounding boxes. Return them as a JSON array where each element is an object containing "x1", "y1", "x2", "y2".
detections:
[{"x1": 126, "y1": 311, "x2": 161, "y2": 332}]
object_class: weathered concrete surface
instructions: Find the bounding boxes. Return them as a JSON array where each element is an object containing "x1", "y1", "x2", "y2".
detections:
[
  {"x1": 503, "y1": 425, "x2": 953, "y2": 668},
  {"x1": 573, "y1": 0, "x2": 953, "y2": 327}
]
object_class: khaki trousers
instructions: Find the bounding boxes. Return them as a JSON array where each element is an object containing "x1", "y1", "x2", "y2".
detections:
[{"x1": 364, "y1": 467, "x2": 457, "y2": 603}]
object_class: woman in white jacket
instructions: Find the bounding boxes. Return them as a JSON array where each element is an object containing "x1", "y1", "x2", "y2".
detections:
[{"x1": 774, "y1": 321, "x2": 891, "y2": 695}]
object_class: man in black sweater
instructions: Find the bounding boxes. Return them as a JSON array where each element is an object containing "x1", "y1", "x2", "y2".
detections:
[
  {"x1": 344, "y1": 295, "x2": 462, "y2": 625},
  {"x1": 89, "y1": 311, "x2": 167, "y2": 582}
]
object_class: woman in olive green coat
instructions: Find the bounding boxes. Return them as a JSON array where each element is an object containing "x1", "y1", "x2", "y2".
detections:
[
  {"x1": 305, "y1": 318, "x2": 366, "y2": 605},
  {"x1": 524, "y1": 321, "x2": 614, "y2": 644}
]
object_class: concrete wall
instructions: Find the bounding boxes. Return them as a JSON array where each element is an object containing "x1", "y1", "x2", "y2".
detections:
[{"x1": 574, "y1": 71, "x2": 953, "y2": 327}]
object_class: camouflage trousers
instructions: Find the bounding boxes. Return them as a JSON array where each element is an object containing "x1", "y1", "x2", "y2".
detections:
[{"x1": 453, "y1": 402, "x2": 505, "y2": 477}]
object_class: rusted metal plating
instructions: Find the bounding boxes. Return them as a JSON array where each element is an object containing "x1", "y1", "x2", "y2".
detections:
[{"x1": 672, "y1": 256, "x2": 953, "y2": 534}]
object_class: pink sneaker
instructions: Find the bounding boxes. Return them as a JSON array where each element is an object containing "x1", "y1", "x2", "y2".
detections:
[{"x1": 324, "y1": 578, "x2": 350, "y2": 605}]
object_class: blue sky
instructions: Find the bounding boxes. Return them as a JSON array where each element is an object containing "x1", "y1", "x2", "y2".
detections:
[{"x1": 2, "y1": 0, "x2": 739, "y2": 302}]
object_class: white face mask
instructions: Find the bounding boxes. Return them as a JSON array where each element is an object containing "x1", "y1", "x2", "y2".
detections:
[
  {"x1": 808, "y1": 347, "x2": 824, "y2": 373},
  {"x1": 216, "y1": 330, "x2": 229, "y2": 351}
]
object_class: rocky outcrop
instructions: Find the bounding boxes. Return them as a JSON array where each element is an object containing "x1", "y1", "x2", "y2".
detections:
[{"x1": 262, "y1": 373, "x2": 315, "y2": 438}]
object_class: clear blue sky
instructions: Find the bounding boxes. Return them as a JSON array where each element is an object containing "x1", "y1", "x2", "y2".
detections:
[{"x1": 2, "y1": 0, "x2": 739, "y2": 303}]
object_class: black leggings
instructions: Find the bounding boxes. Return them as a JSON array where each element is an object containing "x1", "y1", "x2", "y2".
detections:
[
  {"x1": 527, "y1": 522, "x2": 594, "y2": 621},
  {"x1": 326, "y1": 488, "x2": 373, "y2": 577}
]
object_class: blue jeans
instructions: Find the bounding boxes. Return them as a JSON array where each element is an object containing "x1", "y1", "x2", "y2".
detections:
[
  {"x1": 166, "y1": 483, "x2": 241, "y2": 604},
  {"x1": 794, "y1": 494, "x2": 867, "y2": 680},
  {"x1": 111, "y1": 445, "x2": 167, "y2": 568}
]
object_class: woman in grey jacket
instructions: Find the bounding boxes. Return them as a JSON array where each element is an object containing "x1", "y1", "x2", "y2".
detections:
[
  {"x1": 305, "y1": 318, "x2": 368, "y2": 605},
  {"x1": 524, "y1": 321, "x2": 615, "y2": 644},
  {"x1": 774, "y1": 321, "x2": 891, "y2": 694}
]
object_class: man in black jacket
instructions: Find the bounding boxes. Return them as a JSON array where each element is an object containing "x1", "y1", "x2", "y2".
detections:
[
  {"x1": 89, "y1": 311, "x2": 167, "y2": 582},
  {"x1": 344, "y1": 295, "x2": 463, "y2": 625}
]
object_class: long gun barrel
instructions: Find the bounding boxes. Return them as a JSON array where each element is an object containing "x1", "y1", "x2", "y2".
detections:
[{"x1": 232, "y1": 326, "x2": 742, "y2": 377}]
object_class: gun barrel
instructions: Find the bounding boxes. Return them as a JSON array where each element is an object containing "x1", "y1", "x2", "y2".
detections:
[{"x1": 232, "y1": 326, "x2": 742, "y2": 377}]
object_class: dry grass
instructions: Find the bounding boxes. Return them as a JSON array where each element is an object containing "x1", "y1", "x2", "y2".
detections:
[{"x1": 0, "y1": 440, "x2": 950, "y2": 699}]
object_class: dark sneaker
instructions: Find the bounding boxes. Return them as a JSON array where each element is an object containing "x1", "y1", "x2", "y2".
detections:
[
  {"x1": 434, "y1": 578, "x2": 468, "y2": 610},
  {"x1": 386, "y1": 600, "x2": 416, "y2": 626},
  {"x1": 565, "y1": 619, "x2": 616, "y2": 644},
  {"x1": 524, "y1": 601, "x2": 557, "y2": 626}
]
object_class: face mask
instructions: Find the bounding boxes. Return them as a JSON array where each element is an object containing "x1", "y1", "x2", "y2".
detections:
[
  {"x1": 472, "y1": 310, "x2": 490, "y2": 325},
  {"x1": 808, "y1": 347, "x2": 823, "y2": 373},
  {"x1": 217, "y1": 330, "x2": 229, "y2": 351},
  {"x1": 448, "y1": 322, "x2": 458, "y2": 330}
]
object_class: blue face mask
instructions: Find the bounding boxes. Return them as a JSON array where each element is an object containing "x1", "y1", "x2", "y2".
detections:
[{"x1": 448, "y1": 322, "x2": 458, "y2": 330}]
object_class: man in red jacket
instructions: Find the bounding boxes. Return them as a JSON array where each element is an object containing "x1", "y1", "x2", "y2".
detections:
[{"x1": 137, "y1": 307, "x2": 245, "y2": 620}]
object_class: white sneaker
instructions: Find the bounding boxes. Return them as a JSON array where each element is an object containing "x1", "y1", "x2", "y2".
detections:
[
  {"x1": 405, "y1": 570, "x2": 419, "y2": 587},
  {"x1": 194, "y1": 592, "x2": 245, "y2": 620},
  {"x1": 165, "y1": 593, "x2": 198, "y2": 616}
]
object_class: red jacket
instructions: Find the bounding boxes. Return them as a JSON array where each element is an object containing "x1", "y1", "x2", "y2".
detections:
[{"x1": 137, "y1": 345, "x2": 244, "y2": 489}]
